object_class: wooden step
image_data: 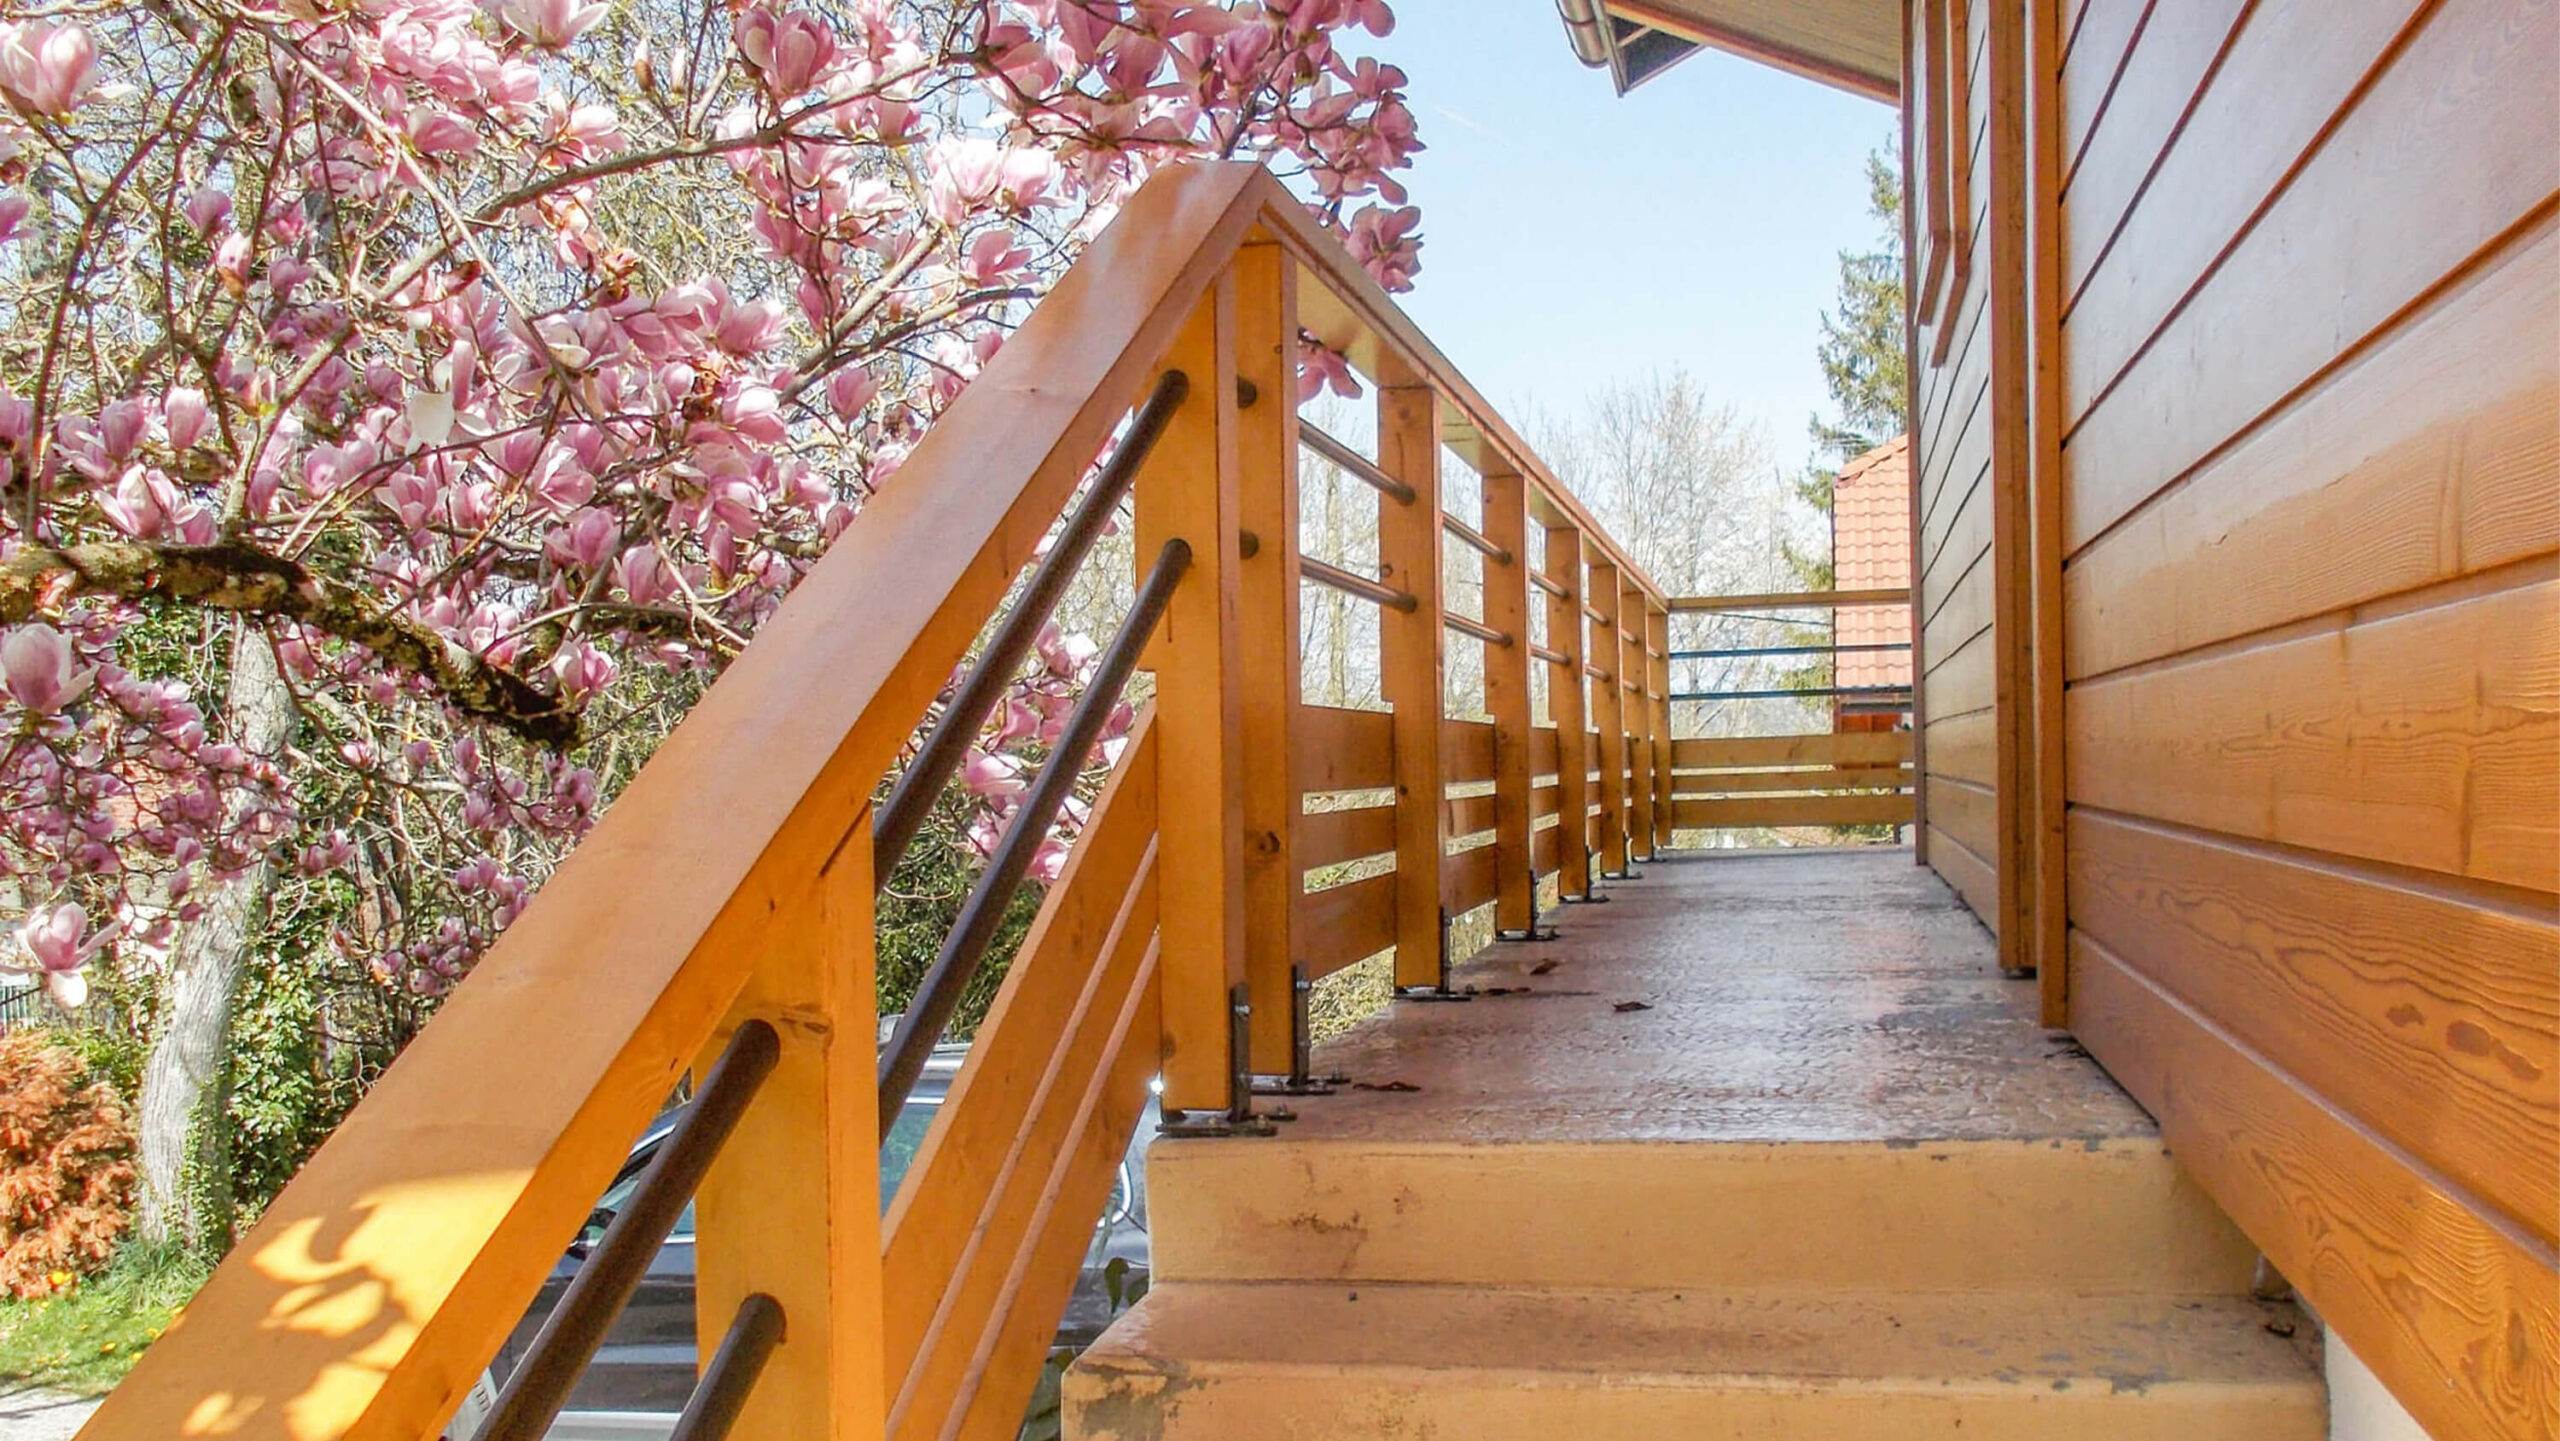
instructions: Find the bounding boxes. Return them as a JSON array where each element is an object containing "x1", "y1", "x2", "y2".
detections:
[
  {"x1": 1146, "y1": 1136, "x2": 2262, "y2": 1295},
  {"x1": 1064, "y1": 1281, "x2": 2327, "y2": 1441}
]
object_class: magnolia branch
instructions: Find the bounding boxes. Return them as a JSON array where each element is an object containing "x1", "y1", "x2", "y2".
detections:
[{"x1": 0, "y1": 542, "x2": 581, "y2": 747}]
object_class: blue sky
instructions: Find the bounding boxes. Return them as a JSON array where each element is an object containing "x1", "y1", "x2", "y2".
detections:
[{"x1": 1353, "y1": 3, "x2": 1898, "y2": 466}]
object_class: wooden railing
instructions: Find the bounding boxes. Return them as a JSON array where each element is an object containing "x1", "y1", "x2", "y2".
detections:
[
  {"x1": 1663, "y1": 588, "x2": 1916, "y2": 836},
  {"x1": 87, "y1": 162, "x2": 1671, "y2": 1441}
]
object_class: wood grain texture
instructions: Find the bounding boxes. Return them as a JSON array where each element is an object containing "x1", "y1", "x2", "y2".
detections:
[
  {"x1": 2069, "y1": 808, "x2": 2558, "y2": 1243},
  {"x1": 1674, "y1": 764, "x2": 1914, "y2": 795},
  {"x1": 1442, "y1": 842, "x2": 1500, "y2": 916},
  {"x1": 1929, "y1": 821, "x2": 2002, "y2": 929},
  {"x1": 2064, "y1": 0, "x2": 2558, "y2": 553},
  {"x1": 1922, "y1": 540, "x2": 1995, "y2": 661},
  {"x1": 1296, "y1": 871, "x2": 1397, "y2": 980},
  {"x1": 1377, "y1": 382, "x2": 1445, "y2": 988},
  {"x1": 1926, "y1": 774, "x2": 1998, "y2": 875},
  {"x1": 2071, "y1": 933, "x2": 2558, "y2": 1441},
  {"x1": 2058, "y1": 0, "x2": 2252, "y2": 297},
  {"x1": 2066, "y1": 572, "x2": 2559, "y2": 892},
  {"x1": 2059, "y1": 0, "x2": 2425, "y2": 354},
  {"x1": 2059, "y1": 0, "x2": 2155, "y2": 175},
  {"x1": 1297, "y1": 804, "x2": 1396, "y2": 871},
  {"x1": 1484, "y1": 468, "x2": 1536, "y2": 932},
  {"x1": 1293, "y1": 704, "x2": 1393, "y2": 792},
  {"x1": 1441, "y1": 717, "x2": 1496, "y2": 784},
  {"x1": 2065, "y1": 220, "x2": 2560, "y2": 679},
  {"x1": 1443, "y1": 791, "x2": 1498, "y2": 841},
  {"x1": 1924, "y1": 708, "x2": 1996, "y2": 787},
  {"x1": 1922, "y1": 623, "x2": 1996, "y2": 719},
  {"x1": 1234, "y1": 244, "x2": 1301, "y2": 1073}
]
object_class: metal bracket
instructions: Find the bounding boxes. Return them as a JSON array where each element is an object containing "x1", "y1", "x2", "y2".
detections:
[
  {"x1": 1158, "y1": 983, "x2": 1278, "y2": 1137},
  {"x1": 1252, "y1": 965, "x2": 1341, "y2": 1094},
  {"x1": 1498, "y1": 869, "x2": 1560, "y2": 941},
  {"x1": 1395, "y1": 909, "x2": 1474, "y2": 1001}
]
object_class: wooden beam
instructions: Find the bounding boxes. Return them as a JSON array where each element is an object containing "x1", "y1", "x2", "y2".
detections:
[
  {"x1": 1377, "y1": 382, "x2": 1447, "y2": 989},
  {"x1": 1985, "y1": 0, "x2": 2033, "y2": 976},
  {"x1": 1668, "y1": 587, "x2": 1912, "y2": 611},
  {"x1": 2020, "y1": 0, "x2": 2070, "y2": 1022},
  {"x1": 1620, "y1": 576, "x2": 1655, "y2": 860},
  {"x1": 1588, "y1": 558, "x2": 1630, "y2": 877},
  {"x1": 1482, "y1": 466, "x2": 1537, "y2": 933},
  {"x1": 1544, "y1": 525, "x2": 1592, "y2": 897},
  {"x1": 1135, "y1": 271, "x2": 1247, "y2": 1115},
  {"x1": 1233, "y1": 244, "x2": 1300, "y2": 1073},
  {"x1": 694, "y1": 809, "x2": 884, "y2": 1441},
  {"x1": 1673, "y1": 793, "x2": 1918, "y2": 829}
]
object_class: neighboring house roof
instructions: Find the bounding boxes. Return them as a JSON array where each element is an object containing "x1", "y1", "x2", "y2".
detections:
[
  {"x1": 1554, "y1": 0, "x2": 1900, "y2": 102},
  {"x1": 1830, "y1": 435, "x2": 1911, "y2": 696}
]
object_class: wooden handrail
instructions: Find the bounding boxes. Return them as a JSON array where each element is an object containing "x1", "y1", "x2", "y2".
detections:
[{"x1": 90, "y1": 162, "x2": 1684, "y2": 1441}]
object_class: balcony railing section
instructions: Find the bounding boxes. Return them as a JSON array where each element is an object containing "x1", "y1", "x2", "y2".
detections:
[{"x1": 87, "y1": 164, "x2": 1676, "y2": 1441}]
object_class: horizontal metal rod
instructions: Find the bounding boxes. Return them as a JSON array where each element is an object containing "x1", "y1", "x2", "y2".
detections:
[
  {"x1": 1528, "y1": 570, "x2": 1572, "y2": 599},
  {"x1": 1530, "y1": 643, "x2": 1570, "y2": 666},
  {"x1": 1300, "y1": 555, "x2": 1419, "y2": 613},
  {"x1": 1443, "y1": 612, "x2": 1514, "y2": 647},
  {"x1": 874, "y1": 369, "x2": 1189, "y2": 881},
  {"x1": 1299, "y1": 421, "x2": 1417, "y2": 505},
  {"x1": 484, "y1": 1021, "x2": 782, "y2": 1441},
  {"x1": 1672, "y1": 687, "x2": 1916, "y2": 702},
  {"x1": 879, "y1": 538, "x2": 1192, "y2": 1135},
  {"x1": 1667, "y1": 587, "x2": 1910, "y2": 612},
  {"x1": 1672, "y1": 642, "x2": 1913, "y2": 660},
  {"x1": 1440, "y1": 513, "x2": 1513, "y2": 566},
  {"x1": 667, "y1": 1294, "x2": 786, "y2": 1441}
]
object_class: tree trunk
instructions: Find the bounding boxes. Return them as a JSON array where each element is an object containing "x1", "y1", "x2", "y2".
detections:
[{"x1": 135, "y1": 625, "x2": 295, "y2": 1252}]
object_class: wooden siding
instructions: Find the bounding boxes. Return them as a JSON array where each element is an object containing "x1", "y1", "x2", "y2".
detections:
[{"x1": 2048, "y1": 2, "x2": 2560, "y2": 1438}]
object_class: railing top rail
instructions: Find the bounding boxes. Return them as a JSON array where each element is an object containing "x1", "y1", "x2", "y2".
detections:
[{"x1": 1668, "y1": 587, "x2": 1911, "y2": 612}]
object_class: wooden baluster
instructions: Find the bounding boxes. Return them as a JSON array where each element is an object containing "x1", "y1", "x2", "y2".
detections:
[
  {"x1": 1483, "y1": 468, "x2": 1535, "y2": 935},
  {"x1": 1589, "y1": 558, "x2": 1630, "y2": 878},
  {"x1": 1233, "y1": 244, "x2": 1300, "y2": 1074},
  {"x1": 1544, "y1": 524, "x2": 1592, "y2": 899},
  {"x1": 1621, "y1": 576, "x2": 1654, "y2": 862},
  {"x1": 1376, "y1": 378, "x2": 1447, "y2": 990},
  {"x1": 1649, "y1": 604, "x2": 1674, "y2": 852},
  {"x1": 1135, "y1": 271, "x2": 1248, "y2": 1118},
  {"x1": 692, "y1": 809, "x2": 887, "y2": 1441}
]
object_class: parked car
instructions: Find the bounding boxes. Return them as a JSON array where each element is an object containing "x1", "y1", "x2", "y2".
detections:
[{"x1": 448, "y1": 1041, "x2": 1155, "y2": 1440}]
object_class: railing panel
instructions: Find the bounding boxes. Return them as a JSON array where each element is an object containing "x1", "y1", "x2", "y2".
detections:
[
  {"x1": 1440, "y1": 717, "x2": 1497, "y2": 783},
  {"x1": 1443, "y1": 791, "x2": 1498, "y2": 840},
  {"x1": 1298, "y1": 803, "x2": 1398, "y2": 870},
  {"x1": 1674, "y1": 794, "x2": 1918, "y2": 828},
  {"x1": 1672, "y1": 732, "x2": 1917, "y2": 769},
  {"x1": 1443, "y1": 843, "x2": 1502, "y2": 915}
]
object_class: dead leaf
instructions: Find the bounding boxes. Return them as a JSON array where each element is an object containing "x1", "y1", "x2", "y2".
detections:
[{"x1": 1613, "y1": 1000, "x2": 1653, "y2": 1013}]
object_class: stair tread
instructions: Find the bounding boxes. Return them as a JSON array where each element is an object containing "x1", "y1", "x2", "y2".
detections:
[{"x1": 1080, "y1": 1281, "x2": 2324, "y2": 1393}]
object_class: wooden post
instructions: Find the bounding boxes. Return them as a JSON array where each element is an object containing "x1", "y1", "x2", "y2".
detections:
[
  {"x1": 1232, "y1": 245, "x2": 1301, "y2": 1072},
  {"x1": 1589, "y1": 559, "x2": 1630, "y2": 878},
  {"x1": 2019, "y1": 0, "x2": 2070, "y2": 1022},
  {"x1": 1483, "y1": 468, "x2": 1535, "y2": 933},
  {"x1": 1376, "y1": 379, "x2": 1446, "y2": 990},
  {"x1": 1986, "y1": 0, "x2": 2034, "y2": 977},
  {"x1": 1621, "y1": 576, "x2": 1654, "y2": 861},
  {"x1": 1648, "y1": 605, "x2": 1674, "y2": 852},
  {"x1": 692, "y1": 811, "x2": 887, "y2": 1441},
  {"x1": 1901, "y1": 0, "x2": 1930, "y2": 869},
  {"x1": 1544, "y1": 525, "x2": 1591, "y2": 898},
  {"x1": 1135, "y1": 272, "x2": 1247, "y2": 1115}
]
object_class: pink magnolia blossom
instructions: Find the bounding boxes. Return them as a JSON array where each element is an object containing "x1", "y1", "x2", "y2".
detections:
[
  {"x1": 13, "y1": 902, "x2": 108, "y2": 1009},
  {"x1": 501, "y1": 0, "x2": 611, "y2": 49},
  {"x1": 2, "y1": 624, "x2": 92, "y2": 714},
  {"x1": 0, "y1": 21, "x2": 96, "y2": 118}
]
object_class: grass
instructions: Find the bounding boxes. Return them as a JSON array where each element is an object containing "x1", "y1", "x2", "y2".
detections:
[{"x1": 0, "y1": 1244, "x2": 206, "y2": 1396}]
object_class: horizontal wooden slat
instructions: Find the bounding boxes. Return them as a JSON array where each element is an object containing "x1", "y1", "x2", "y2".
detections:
[
  {"x1": 1924, "y1": 625, "x2": 1996, "y2": 719},
  {"x1": 2059, "y1": 0, "x2": 2149, "y2": 171},
  {"x1": 1671, "y1": 732, "x2": 1913, "y2": 769},
  {"x1": 2068, "y1": 809, "x2": 2558, "y2": 1243},
  {"x1": 1442, "y1": 842, "x2": 1499, "y2": 914},
  {"x1": 1924, "y1": 708, "x2": 1996, "y2": 788},
  {"x1": 1297, "y1": 804, "x2": 1395, "y2": 871},
  {"x1": 1295, "y1": 704, "x2": 1393, "y2": 792},
  {"x1": 1530, "y1": 724, "x2": 1559, "y2": 774},
  {"x1": 2064, "y1": 221, "x2": 2560, "y2": 679},
  {"x1": 1442, "y1": 718, "x2": 1496, "y2": 783},
  {"x1": 2066, "y1": 575, "x2": 2559, "y2": 892},
  {"x1": 1673, "y1": 764, "x2": 1913, "y2": 796},
  {"x1": 1924, "y1": 775, "x2": 1997, "y2": 872},
  {"x1": 2070, "y1": 933, "x2": 2558, "y2": 1441},
  {"x1": 1672, "y1": 793, "x2": 1916, "y2": 829},
  {"x1": 1922, "y1": 542, "x2": 1995, "y2": 660},
  {"x1": 1668, "y1": 587, "x2": 1910, "y2": 612},
  {"x1": 2064, "y1": 0, "x2": 2559, "y2": 552},
  {"x1": 1530, "y1": 780, "x2": 1559, "y2": 819},
  {"x1": 1921, "y1": 442, "x2": 1992, "y2": 596},
  {"x1": 1531, "y1": 818, "x2": 1558, "y2": 876},
  {"x1": 1296, "y1": 871, "x2": 1397, "y2": 980},
  {"x1": 1443, "y1": 790, "x2": 1497, "y2": 838}
]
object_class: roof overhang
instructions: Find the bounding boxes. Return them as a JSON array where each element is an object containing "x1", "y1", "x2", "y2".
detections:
[{"x1": 1555, "y1": 0, "x2": 1901, "y2": 103}]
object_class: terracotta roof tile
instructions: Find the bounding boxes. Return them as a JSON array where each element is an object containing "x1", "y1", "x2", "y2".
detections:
[{"x1": 1830, "y1": 436, "x2": 1910, "y2": 691}]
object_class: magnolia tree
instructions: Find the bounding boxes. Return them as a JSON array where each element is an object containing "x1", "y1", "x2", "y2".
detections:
[{"x1": 0, "y1": 0, "x2": 1419, "y2": 1242}]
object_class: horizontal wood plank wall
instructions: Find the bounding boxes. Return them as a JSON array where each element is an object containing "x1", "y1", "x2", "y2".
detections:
[
  {"x1": 1912, "y1": 0, "x2": 2003, "y2": 934},
  {"x1": 2054, "y1": 1, "x2": 2560, "y2": 1435}
]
